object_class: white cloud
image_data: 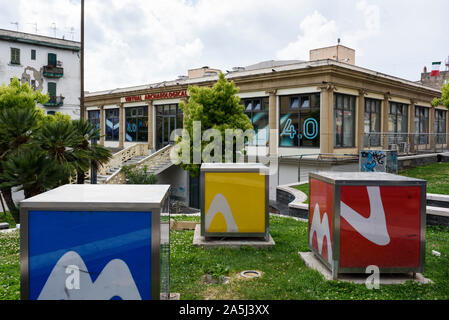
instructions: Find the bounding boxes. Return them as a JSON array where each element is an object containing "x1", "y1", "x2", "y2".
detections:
[{"x1": 276, "y1": 0, "x2": 381, "y2": 61}]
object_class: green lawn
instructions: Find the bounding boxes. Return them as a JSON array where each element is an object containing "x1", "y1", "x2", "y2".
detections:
[
  {"x1": 170, "y1": 215, "x2": 449, "y2": 300},
  {"x1": 292, "y1": 162, "x2": 449, "y2": 199},
  {"x1": 1, "y1": 215, "x2": 449, "y2": 300},
  {"x1": 292, "y1": 184, "x2": 309, "y2": 203},
  {"x1": 400, "y1": 162, "x2": 449, "y2": 195},
  {"x1": 0, "y1": 211, "x2": 16, "y2": 229}
]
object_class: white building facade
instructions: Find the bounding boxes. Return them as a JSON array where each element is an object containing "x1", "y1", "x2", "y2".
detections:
[{"x1": 0, "y1": 29, "x2": 81, "y2": 119}]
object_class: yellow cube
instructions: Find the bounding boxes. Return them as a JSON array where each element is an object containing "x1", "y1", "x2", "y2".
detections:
[{"x1": 201, "y1": 163, "x2": 269, "y2": 239}]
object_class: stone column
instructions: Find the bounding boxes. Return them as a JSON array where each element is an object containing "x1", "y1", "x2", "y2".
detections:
[
  {"x1": 119, "y1": 103, "x2": 124, "y2": 149},
  {"x1": 99, "y1": 105, "x2": 105, "y2": 146},
  {"x1": 408, "y1": 100, "x2": 415, "y2": 153},
  {"x1": 382, "y1": 94, "x2": 390, "y2": 150},
  {"x1": 147, "y1": 101, "x2": 154, "y2": 150},
  {"x1": 430, "y1": 105, "x2": 436, "y2": 151},
  {"x1": 357, "y1": 89, "x2": 366, "y2": 152},
  {"x1": 267, "y1": 89, "x2": 277, "y2": 156},
  {"x1": 319, "y1": 84, "x2": 335, "y2": 154}
]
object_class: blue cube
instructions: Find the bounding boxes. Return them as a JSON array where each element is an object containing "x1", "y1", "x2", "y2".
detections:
[{"x1": 20, "y1": 184, "x2": 170, "y2": 300}]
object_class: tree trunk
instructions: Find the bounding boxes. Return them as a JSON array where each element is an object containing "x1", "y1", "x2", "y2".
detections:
[
  {"x1": 1, "y1": 187, "x2": 19, "y2": 224},
  {"x1": 76, "y1": 170, "x2": 85, "y2": 184}
]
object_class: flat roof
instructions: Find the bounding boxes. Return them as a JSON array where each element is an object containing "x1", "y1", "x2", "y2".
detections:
[
  {"x1": 201, "y1": 162, "x2": 269, "y2": 172},
  {"x1": 20, "y1": 184, "x2": 171, "y2": 209},
  {"x1": 310, "y1": 171, "x2": 426, "y2": 184},
  {"x1": 0, "y1": 28, "x2": 81, "y2": 51},
  {"x1": 86, "y1": 59, "x2": 441, "y2": 98}
]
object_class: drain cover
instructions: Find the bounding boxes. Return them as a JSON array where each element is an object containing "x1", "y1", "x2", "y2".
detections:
[{"x1": 240, "y1": 270, "x2": 262, "y2": 279}]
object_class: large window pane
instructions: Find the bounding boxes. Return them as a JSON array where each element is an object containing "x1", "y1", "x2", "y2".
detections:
[
  {"x1": 105, "y1": 108, "x2": 119, "y2": 141},
  {"x1": 334, "y1": 93, "x2": 355, "y2": 148},
  {"x1": 125, "y1": 106, "x2": 148, "y2": 142},
  {"x1": 279, "y1": 94, "x2": 320, "y2": 147}
]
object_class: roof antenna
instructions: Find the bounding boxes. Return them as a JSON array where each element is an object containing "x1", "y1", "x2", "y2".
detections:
[
  {"x1": 51, "y1": 22, "x2": 57, "y2": 37},
  {"x1": 10, "y1": 22, "x2": 19, "y2": 31},
  {"x1": 27, "y1": 22, "x2": 38, "y2": 33}
]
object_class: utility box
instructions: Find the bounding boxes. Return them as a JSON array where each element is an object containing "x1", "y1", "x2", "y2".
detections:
[
  {"x1": 308, "y1": 172, "x2": 426, "y2": 279},
  {"x1": 20, "y1": 184, "x2": 170, "y2": 300},
  {"x1": 201, "y1": 163, "x2": 269, "y2": 240},
  {"x1": 359, "y1": 150, "x2": 398, "y2": 174}
]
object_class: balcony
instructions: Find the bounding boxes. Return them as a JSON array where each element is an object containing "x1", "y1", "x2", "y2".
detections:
[
  {"x1": 44, "y1": 95, "x2": 65, "y2": 107},
  {"x1": 43, "y1": 65, "x2": 64, "y2": 78}
]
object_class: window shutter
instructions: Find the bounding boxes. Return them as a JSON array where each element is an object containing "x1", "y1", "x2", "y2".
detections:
[
  {"x1": 48, "y1": 53, "x2": 57, "y2": 67},
  {"x1": 48, "y1": 82, "x2": 57, "y2": 98}
]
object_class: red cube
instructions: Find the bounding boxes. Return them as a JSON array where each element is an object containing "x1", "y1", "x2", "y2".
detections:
[{"x1": 308, "y1": 172, "x2": 426, "y2": 279}]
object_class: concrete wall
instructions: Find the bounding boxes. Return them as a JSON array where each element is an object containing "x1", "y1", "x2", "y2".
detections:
[
  {"x1": 310, "y1": 45, "x2": 355, "y2": 65},
  {"x1": 156, "y1": 165, "x2": 189, "y2": 202}
]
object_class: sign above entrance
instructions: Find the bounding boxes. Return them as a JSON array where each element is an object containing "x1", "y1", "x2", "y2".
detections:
[{"x1": 121, "y1": 90, "x2": 188, "y2": 103}]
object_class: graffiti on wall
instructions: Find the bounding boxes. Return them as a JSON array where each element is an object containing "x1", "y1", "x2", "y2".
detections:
[{"x1": 360, "y1": 150, "x2": 398, "y2": 174}]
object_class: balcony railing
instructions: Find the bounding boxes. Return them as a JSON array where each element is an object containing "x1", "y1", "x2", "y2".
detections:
[
  {"x1": 363, "y1": 132, "x2": 449, "y2": 155},
  {"x1": 43, "y1": 65, "x2": 64, "y2": 78},
  {"x1": 44, "y1": 95, "x2": 65, "y2": 107}
]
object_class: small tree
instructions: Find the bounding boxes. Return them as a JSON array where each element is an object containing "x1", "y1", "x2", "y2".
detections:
[
  {"x1": 122, "y1": 165, "x2": 158, "y2": 184},
  {"x1": 175, "y1": 73, "x2": 253, "y2": 177},
  {"x1": 432, "y1": 81, "x2": 449, "y2": 109}
]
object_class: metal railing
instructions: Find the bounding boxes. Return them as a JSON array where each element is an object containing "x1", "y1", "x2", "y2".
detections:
[
  {"x1": 363, "y1": 132, "x2": 449, "y2": 155},
  {"x1": 278, "y1": 152, "x2": 358, "y2": 184}
]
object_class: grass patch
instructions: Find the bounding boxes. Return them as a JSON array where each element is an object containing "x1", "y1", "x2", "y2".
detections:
[
  {"x1": 292, "y1": 184, "x2": 309, "y2": 203},
  {"x1": 0, "y1": 230, "x2": 20, "y2": 300},
  {"x1": 170, "y1": 215, "x2": 449, "y2": 300},
  {"x1": 0, "y1": 211, "x2": 16, "y2": 229},
  {"x1": 292, "y1": 162, "x2": 449, "y2": 198},
  {"x1": 1, "y1": 215, "x2": 448, "y2": 300},
  {"x1": 400, "y1": 162, "x2": 449, "y2": 195}
]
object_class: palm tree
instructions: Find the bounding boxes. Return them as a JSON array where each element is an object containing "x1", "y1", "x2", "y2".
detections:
[
  {"x1": 1, "y1": 147, "x2": 65, "y2": 199},
  {"x1": 33, "y1": 120, "x2": 89, "y2": 184},
  {"x1": 0, "y1": 107, "x2": 40, "y2": 221},
  {"x1": 72, "y1": 119, "x2": 112, "y2": 184}
]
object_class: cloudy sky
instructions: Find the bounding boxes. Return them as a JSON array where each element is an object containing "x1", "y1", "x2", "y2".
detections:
[{"x1": 1, "y1": 0, "x2": 448, "y2": 92}]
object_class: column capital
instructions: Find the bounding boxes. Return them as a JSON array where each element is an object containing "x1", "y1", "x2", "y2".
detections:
[
  {"x1": 318, "y1": 82, "x2": 336, "y2": 92},
  {"x1": 409, "y1": 99, "x2": 416, "y2": 106},
  {"x1": 358, "y1": 88, "x2": 368, "y2": 96},
  {"x1": 265, "y1": 89, "x2": 277, "y2": 95},
  {"x1": 383, "y1": 92, "x2": 391, "y2": 101}
]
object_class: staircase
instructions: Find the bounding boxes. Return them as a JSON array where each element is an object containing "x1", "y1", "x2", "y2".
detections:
[
  {"x1": 98, "y1": 144, "x2": 174, "y2": 184},
  {"x1": 95, "y1": 155, "x2": 149, "y2": 184}
]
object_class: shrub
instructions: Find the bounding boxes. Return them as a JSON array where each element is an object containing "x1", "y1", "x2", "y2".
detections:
[{"x1": 122, "y1": 165, "x2": 158, "y2": 184}]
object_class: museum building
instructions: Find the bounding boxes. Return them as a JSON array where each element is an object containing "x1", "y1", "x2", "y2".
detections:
[{"x1": 84, "y1": 45, "x2": 445, "y2": 203}]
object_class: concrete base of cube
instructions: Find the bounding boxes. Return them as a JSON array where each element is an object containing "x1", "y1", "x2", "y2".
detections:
[
  {"x1": 160, "y1": 293, "x2": 180, "y2": 300},
  {"x1": 193, "y1": 225, "x2": 275, "y2": 249},
  {"x1": 298, "y1": 252, "x2": 433, "y2": 285}
]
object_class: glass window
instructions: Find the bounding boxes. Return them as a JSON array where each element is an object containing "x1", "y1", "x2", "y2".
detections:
[
  {"x1": 155, "y1": 104, "x2": 184, "y2": 149},
  {"x1": 279, "y1": 93, "x2": 320, "y2": 147},
  {"x1": 105, "y1": 108, "x2": 120, "y2": 141},
  {"x1": 414, "y1": 106, "x2": 429, "y2": 145},
  {"x1": 435, "y1": 109, "x2": 447, "y2": 144},
  {"x1": 242, "y1": 97, "x2": 269, "y2": 146},
  {"x1": 334, "y1": 93, "x2": 355, "y2": 148},
  {"x1": 31, "y1": 49, "x2": 36, "y2": 60},
  {"x1": 363, "y1": 98, "x2": 381, "y2": 147},
  {"x1": 10, "y1": 48, "x2": 20, "y2": 65},
  {"x1": 87, "y1": 110, "x2": 100, "y2": 131},
  {"x1": 388, "y1": 102, "x2": 408, "y2": 145},
  {"x1": 125, "y1": 106, "x2": 148, "y2": 142}
]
